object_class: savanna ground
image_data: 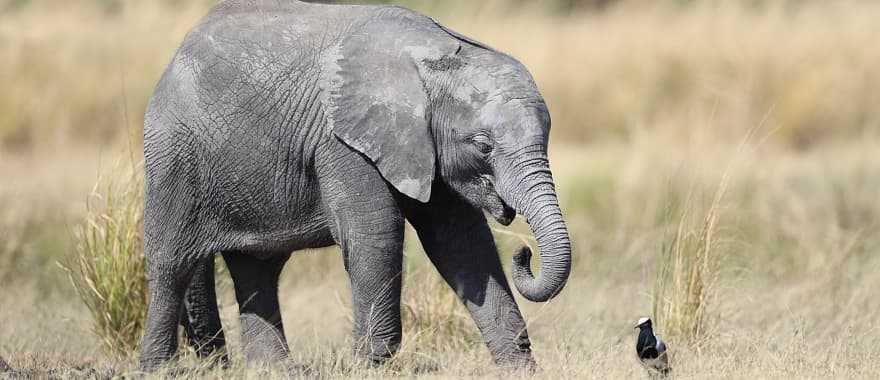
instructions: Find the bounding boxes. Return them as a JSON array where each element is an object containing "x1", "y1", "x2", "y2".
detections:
[{"x1": 1, "y1": 0, "x2": 879, "y2": 378}]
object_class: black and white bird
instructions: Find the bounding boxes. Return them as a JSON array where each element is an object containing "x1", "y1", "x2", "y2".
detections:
[{"x1": 635, "y1": 317, "x2": 671, "y2": 378}]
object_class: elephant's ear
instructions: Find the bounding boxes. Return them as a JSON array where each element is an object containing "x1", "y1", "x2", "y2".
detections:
[{"x1": 325, "y1": 8, "x2": 460, "y2": 203}]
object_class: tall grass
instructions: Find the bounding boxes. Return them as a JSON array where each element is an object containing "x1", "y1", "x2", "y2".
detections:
[
  {"x1": 649, "y1": 123, "x2": 752, "y2": 343},
  {"x1": 652, "y1": 180, "x2": 726, "y2": 343},
  {"x1": 400, "y1": 269, "x2": 480, "y2": 353},
  {"x1": 62, "y1": 162, "x2": 146, "y2": 358}
]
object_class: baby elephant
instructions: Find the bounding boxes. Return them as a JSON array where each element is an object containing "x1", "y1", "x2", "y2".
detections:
[{"x1": 141, "y1": 0, "x2": 572, "y2": 371}]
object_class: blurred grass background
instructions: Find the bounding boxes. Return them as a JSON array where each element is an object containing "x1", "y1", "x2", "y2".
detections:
[
  {"x1": 2, "y1": 0, "x2": 879, "y2": 151},
  {"x1": 1, "y1": 0, "x2": 879, "y2": 377}
]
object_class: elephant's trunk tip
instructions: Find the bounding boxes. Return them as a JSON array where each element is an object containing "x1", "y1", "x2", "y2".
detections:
[
  {"x1": 513, "y1": 245, "x2": 532, "y2": 267},
  {"x1": 511, "y1": 245, "x2": 565, "y2": 302}
]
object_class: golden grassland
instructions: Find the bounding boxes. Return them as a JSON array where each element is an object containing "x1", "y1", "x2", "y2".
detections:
[{"x1": 1, "y1": 0, "x2": 879, "y2": 378}]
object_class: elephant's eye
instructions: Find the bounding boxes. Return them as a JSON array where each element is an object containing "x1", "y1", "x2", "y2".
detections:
[{"x1": 471, "y1": 135, "x2": 493, "y2": 155}]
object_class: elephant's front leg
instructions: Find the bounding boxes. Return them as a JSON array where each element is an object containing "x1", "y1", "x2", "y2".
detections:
[
  {"x1": 343, "y1": 226, "x2": 404, "y2": 364},
  {"x1": 404, "y1": 185, "x2": 536, "y2": 369},
  {"x1": 318, "y1": 147, "x2": 405, "y2": 364}
]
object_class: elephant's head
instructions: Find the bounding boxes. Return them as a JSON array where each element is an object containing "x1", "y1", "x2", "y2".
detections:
[{"x1": 327, "y1": 8, "x2": 571, "y2": 302}]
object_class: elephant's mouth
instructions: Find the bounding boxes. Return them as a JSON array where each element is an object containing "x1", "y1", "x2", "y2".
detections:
[
  {"x1": 462, "y1": 175, "x2": 515, "y2": 225},
  {"x1": 489, "y1": 201, "x2": 516, "y2": 226},
  {"x1": 486, "y1": 189, "x2": 516, "y2": 226}
]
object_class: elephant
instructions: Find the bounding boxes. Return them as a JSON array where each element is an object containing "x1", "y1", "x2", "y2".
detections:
[{"x1": 140, "y1": 0, "x2": 573, "y2": 372}]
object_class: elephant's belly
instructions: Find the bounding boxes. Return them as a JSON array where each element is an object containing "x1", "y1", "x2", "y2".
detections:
[
  {"x1": 216, "y1": 210, "x2": 336, "y2": 257},
  {"x1": 203, "y1": 174, "x2": 337, "y2": 255}
]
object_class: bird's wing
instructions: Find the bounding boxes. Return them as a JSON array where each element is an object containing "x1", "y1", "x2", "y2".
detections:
[
  {"x1": 654, "y1": 336, "x2": 671, "y2": 373},
  {"x1": 655, "y1": 335, "x2": 667, "y2": 354},
  {"x1": 638, "y1": 330, "x2": 660, "y2": 359}
]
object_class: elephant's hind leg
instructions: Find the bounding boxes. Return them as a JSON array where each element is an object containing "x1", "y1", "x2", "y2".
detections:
[
  {"x1": 140, "y1": 251, "x2": 198, "y2": 371},
  {"x1": 222, "y1": 251, "x2": 292, "y2": 365},
  {"x1": 180, "y1": 256, "x2": 227, "y2": 364}
]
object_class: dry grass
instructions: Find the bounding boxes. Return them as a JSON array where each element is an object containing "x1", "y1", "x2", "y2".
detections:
[
  {"x1": 651, "y1": 171, "x2": 726, "y2": 344},
  {"x1": 399, "y1": 268, "x2": 480, "y2": 353},
  {"x1": 61, "y1": 159, "x2": 146, "y2": 358},
  {"x1": 1, "y1": 0, "x2": 880, "y2": 379},
  {"x1": 3, "y1": 141, "x2": 880, "y2": 380}
]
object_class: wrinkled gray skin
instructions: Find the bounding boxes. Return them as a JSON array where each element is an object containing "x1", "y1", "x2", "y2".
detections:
[{"x1": 141, "y1": 0, "x2": 572, "y2": 372}]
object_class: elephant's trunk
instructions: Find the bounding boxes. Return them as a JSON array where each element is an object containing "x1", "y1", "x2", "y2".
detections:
[{"x1": 505, "y1": 164, "x2": 572, "y2": 302}]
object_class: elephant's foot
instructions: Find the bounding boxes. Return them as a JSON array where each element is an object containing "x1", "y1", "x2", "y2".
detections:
[
  {"x1": 139, "y1": 353, "x2": 178, "y2": 373},
  {"x1": 495, "y1": 351, "x2": 539, "y2": 373},
  {"x1": 180, "y1": 313, "x2": 228, "y2": 368},
  {"x1": 284, "y1": 362, "x2": 317, "y2": 377},
  {"x1": 243, "y1": 360, "x2": 313, "y2": 377},
  {"x1": 239, "y1": 314, "x2": 290, "y2": 364},
  {"x1": 352, "y1": 335, "x2": 401, "y2": 366},
  {"x1": 197, "y1": 348, "x2": 229, "y2": 369},
  {"x1": 491, "y1": 334, "x2": 538, "y2": 372}
]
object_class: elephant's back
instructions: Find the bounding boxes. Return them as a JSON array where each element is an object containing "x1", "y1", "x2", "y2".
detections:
[
  {"x1": 160, "y1": 0, "x2": 375, "y2": 131},
  {"x1": 192, "y1": 0, "x2": 373, "y2": 45},
  {"x1": 147, "y1": 0, "x2": 357, "y2": 151},
  {"x1": 145, "y1": 1, "x2": 375, "y2": 235}
]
